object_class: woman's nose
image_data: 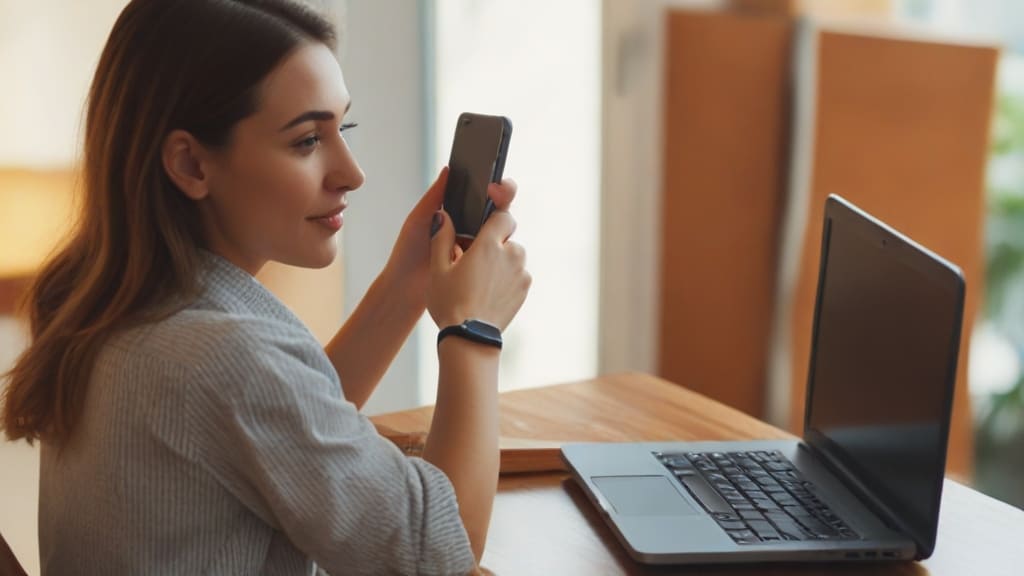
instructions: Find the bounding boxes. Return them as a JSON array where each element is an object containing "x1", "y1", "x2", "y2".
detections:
[{"x1": 327, "y1": 139, "x2": 365, "y2": 193}]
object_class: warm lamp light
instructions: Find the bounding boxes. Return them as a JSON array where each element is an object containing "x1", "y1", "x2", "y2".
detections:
[{"x1": 0, "y1": 168, "x2": 78, "y2": 314}]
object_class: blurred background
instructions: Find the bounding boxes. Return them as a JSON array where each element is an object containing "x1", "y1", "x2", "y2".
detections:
[{"x1": 1, "y1": 0, "x2": 1023, "y2": 573}]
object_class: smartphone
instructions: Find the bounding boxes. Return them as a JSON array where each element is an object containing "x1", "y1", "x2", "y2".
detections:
[{"x1": 443, "y1": 112, "x2": 513, "y2": 244}]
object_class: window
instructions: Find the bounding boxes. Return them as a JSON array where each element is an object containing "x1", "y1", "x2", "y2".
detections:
[{"x1": 418, "y1": 0, "x2": 602, "y2": 398}]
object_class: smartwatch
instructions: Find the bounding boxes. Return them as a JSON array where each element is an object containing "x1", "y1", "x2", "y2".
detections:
[{"x1": 437, "y1": 319, "x2": 503, "y2": 350}]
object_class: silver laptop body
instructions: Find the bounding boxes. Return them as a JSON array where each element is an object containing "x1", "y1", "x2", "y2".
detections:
[{"x1": 562, "y1": 195, "x2": 965, "y2": 565}]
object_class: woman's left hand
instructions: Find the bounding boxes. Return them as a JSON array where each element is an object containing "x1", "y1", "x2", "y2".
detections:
[{"x1": 383, "y1": 166, "x2": 518, "y2": 311}]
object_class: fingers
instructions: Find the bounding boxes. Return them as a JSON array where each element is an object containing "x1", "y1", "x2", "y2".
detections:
[
  {"x1": 477, "y1": 210, "x2": 517, "y2": 245},
  {"x1": 416, "y1": 166, "x2": 449, "y2": 216},
  {"x1": 505, "y1": 241, "x2": 531, "y2": 291},
  {"x1": 430, "y1": 210, "x2": 455, "y2": 273},
  {"x1": 506, "y1": 240, "x2": 526, "y2": 266},
  {"x1": 487, "y1": 178, "x2": 517, "y2": 212}
]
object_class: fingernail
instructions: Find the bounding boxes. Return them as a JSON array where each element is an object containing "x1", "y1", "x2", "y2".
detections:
[{"x1": 430, "y1": 211, "x2": 443, "y2": 238}]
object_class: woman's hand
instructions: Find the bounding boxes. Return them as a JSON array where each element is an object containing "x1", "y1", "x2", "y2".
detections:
[
  {"x1": 381, "y1": 168, "x2": 449, "y2": 310},
  {"x1": 427, "y1": 182, "x2": 530, "y2": 331},
  {"x1": 385, "y1": 168, "x2": 522, "y2": 317}
]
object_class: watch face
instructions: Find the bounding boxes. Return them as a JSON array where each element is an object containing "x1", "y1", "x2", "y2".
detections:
[{"x1": 465, "y1": 319, "x2": 501, "y2": 340}]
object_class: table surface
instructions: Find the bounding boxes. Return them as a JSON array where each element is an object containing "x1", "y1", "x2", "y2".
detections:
[{"x1": 371, "y1": 372, "x2": 1024, "y2": 575}]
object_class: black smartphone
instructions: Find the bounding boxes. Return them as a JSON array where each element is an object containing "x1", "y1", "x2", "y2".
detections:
[{"x1": 443, "y1": 112, "x2": 513, "y2": 244}]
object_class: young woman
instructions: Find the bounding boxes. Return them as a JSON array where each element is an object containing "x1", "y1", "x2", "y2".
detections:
[{"x1": 0, "y1": 0, "x2": 530, "y2": 574}]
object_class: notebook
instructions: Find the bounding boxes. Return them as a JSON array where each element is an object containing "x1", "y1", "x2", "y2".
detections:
[{"x1": 562, "y1": 195, "x2": 964, "y2": 564}]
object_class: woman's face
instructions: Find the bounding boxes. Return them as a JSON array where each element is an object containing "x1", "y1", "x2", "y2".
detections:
[{"x1": 200, "y1": 42, "x2": 363, "y2": 274}]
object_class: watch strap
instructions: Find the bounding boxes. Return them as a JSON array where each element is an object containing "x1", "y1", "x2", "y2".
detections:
[{"x1": 437, "y1": 320, "x2": 503, "y2": 350}]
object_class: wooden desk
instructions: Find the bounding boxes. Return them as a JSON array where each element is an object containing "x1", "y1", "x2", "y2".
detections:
[{"x1": 371, "y1": 373, "x2": 1024, "y2": 575}]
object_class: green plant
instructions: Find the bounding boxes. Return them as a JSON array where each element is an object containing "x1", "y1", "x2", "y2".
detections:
[{"x1": 976, "y1": 93, "x2": 1024, "y2": 508}]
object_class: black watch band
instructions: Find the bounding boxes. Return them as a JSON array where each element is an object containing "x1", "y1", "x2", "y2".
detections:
[{"x1": 437, "y1": 319, "x2": 503, "y2": 350}]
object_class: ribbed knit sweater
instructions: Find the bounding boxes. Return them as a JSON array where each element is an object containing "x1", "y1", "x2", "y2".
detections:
[{"x1": 38, "y1": 252, "x2": 475, "y2": 575}]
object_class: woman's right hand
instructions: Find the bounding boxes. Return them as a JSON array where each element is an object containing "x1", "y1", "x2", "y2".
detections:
[{"x1": 427, "y1": 200, "x2": 530, "y2": 333}]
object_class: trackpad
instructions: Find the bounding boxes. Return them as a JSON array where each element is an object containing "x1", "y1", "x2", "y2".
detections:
[{"x1": 592, "y1": 475, "x2": 698, "y2": 517}]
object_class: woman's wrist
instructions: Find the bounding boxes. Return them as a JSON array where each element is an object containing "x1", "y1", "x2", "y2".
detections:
[
  {"x1": 437, "y1": 334, "x2": 501, "y2": 359},
  {"x1": 376, "y1": 263, "x2": 428, "y2": 321}
]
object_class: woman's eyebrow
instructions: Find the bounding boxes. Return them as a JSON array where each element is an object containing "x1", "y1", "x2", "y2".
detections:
[{"x1": 278, "y1": 101, "x2": 352, "y2": 132}]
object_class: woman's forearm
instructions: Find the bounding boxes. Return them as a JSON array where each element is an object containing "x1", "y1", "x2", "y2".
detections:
[
  {"x1": 422, "y1": 337, "x2": 501, "y2": 563},
  {"x1": 325, "y1": 269, "x2": 424, "y2": 409}
]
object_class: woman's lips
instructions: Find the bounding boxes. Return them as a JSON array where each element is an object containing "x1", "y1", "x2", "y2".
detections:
[
  {"x1": 312, "y1": 213, "x2": 343, "y2": 231},
  {"x1": 309, "y1": 205, "x2": 345, "y2": 231}
]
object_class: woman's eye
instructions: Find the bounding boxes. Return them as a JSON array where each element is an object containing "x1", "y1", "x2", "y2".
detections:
[
  {"x1": 296, "y1": 134, "x2": 320, "y2": 150},
  {"x1": 294, "y1": 123, "x2": 357, "y2": 152}
]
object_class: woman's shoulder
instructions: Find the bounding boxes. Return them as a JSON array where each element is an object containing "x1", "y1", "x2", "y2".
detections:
[{"x1": 107, "y1": 305, "x2": 325, "y2": 379}]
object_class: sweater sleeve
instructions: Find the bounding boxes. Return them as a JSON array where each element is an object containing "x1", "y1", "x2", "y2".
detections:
[{"x1": 183, "y1": 320, "x2": 476, "y2": 576}]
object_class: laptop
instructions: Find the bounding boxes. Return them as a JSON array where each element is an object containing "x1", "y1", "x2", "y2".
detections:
[{"x1": 562, "y1": 195, "x2": 965, "y2": 564}]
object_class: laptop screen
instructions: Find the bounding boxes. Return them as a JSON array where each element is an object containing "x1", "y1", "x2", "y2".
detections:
[{"x1": 804, "y1": 197, "x2": 964, "y2": 558}]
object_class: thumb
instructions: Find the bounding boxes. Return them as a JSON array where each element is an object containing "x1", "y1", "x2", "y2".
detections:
[{"x1": 430, "y1": 210, "x2": 455, "y2": 273}]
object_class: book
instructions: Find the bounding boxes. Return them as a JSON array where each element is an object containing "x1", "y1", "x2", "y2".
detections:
[{"x1": 375, "y1": 424, "x2": 566, "y2": 475}]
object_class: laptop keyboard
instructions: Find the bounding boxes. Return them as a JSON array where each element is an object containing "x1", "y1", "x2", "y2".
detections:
[{"x1": 655, "y1": 450, "x2": 860, "y2": 545}]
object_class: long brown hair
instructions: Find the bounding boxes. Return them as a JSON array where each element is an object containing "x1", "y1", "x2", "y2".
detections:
[{"x1": 1, "y1": 0, "x2": 336, "y2": 444}]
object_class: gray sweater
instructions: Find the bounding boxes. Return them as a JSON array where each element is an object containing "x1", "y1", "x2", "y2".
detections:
[{"x1": 38, "y1": 252, "x2": 475, "y2": 575}]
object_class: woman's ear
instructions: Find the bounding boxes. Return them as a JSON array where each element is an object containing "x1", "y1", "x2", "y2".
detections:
[{"x1": 162, "y1": 129, "x2": 213, "y2": 200}]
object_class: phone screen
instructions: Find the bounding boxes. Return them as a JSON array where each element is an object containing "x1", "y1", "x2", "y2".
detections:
[{"x1": 444, "y1": 113, "x2": 511, "y2": 239}]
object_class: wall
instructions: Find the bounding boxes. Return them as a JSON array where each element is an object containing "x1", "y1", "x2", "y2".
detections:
[
  {"x1": 335, "y1": 0, "x2": 431, "y2": 414},
  {"x1": 0, "y1": 3, "x2": 127, "y2": 572}
]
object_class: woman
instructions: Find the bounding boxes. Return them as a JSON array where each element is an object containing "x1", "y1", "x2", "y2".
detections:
[{"x1": 0, "y1": 0, "x2": 530, "y2": 574}]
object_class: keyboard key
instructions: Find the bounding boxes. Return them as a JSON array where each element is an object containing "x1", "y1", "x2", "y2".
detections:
[
  {"x1": 739, "y1": 509, "x2": 765, "y2": 521},
  {"x1": 797, "y1": 495, "x2": 822, "y2": 508},
  {"x1": 736, "y1": 480, "x2": 759, "y2": 492},
  {"x1": 661, "y1": 458, "x2": 690, "y2": 470},
  {"x1": 771, "y1": 494, "x2": 799, "y2": 507},
  {"x1": 773, "y1": 470, "x2": 803, "y2": 482},
  {"x1": 695, "y1": 460, "x2": 718, "y2": 472},
  {"x1": 783, "y1": 505, "x2": 813, "y2": 517},
  {"x1": 727, "y1": 529, "x2": 761, "y2": 544},
  {"x1": 764, "y1": 512, "x2": 810, "y2": 541},
  {"x1": 717, "y1": 520, "x2": 747, "y2": 531},
  {"x1": 794, "y1": 514, "x2": 839, "y2": 538},
  {"x1": 746, "y1": 519, "x2": 782, "y2": 540},
  {"x1": 676, "y1": 473, "x2": 734, "y2": 515}
]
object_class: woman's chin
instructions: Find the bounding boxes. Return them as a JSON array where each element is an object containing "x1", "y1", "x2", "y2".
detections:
[{"x1": 281, "y1": 244, "x2": 339, "y2": 269}]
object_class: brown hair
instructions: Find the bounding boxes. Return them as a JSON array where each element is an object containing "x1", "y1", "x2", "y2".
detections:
[{"x1": 1, "y1": 0, "x2": 336, "y2": 444}]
